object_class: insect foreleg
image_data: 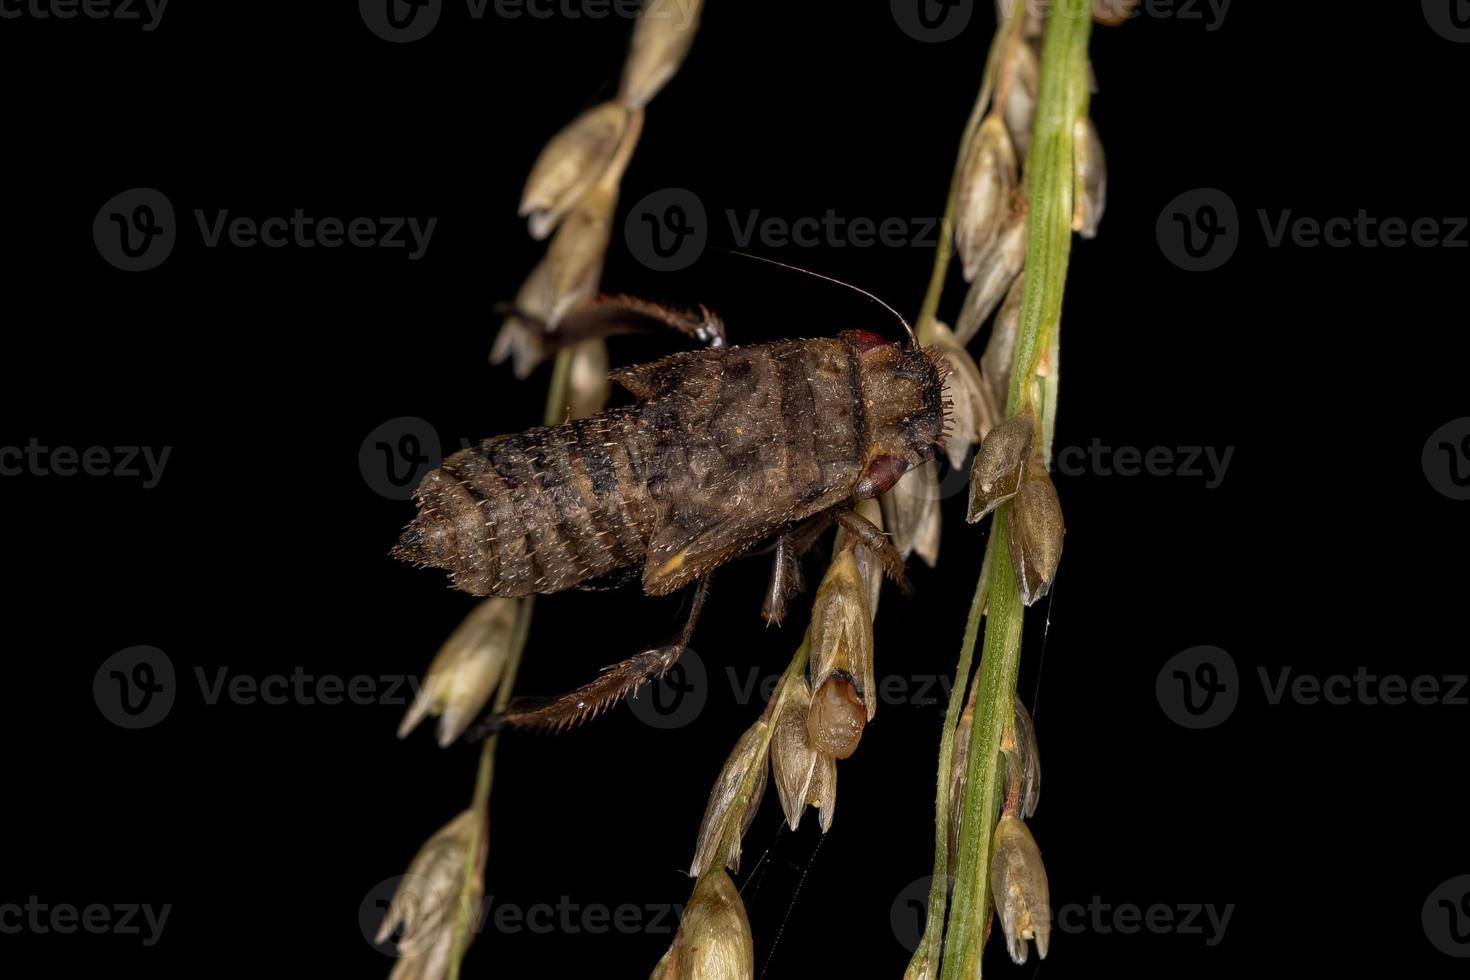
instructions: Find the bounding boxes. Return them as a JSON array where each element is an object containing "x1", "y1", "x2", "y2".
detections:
[{"x1": 836, "y1": 508, "x2": 913, "y2": 595}]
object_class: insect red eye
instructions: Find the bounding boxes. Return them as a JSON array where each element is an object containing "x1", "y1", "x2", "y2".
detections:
[
  {"x1": 840, "y1": 329, "x2": 889, "y2": 352},
  {"x1": 855, "y1": 454, "x2": 908, "y2": 497}
]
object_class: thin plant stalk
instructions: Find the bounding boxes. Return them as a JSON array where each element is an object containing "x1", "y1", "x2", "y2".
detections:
[
  {"x1": 445, "y1": 346, "x2": 573, "y2": 980},
  {"x1": 938, "y1": 3, "x2": 1093, "y2": 978}
]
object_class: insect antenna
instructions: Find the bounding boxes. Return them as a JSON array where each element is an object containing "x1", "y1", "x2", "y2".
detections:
[{"x1": 713, "y1": 247, "x2": 918, "y2": 347}]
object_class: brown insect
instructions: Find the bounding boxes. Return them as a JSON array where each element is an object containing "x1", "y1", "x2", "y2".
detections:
[{"x1": 395, "y1": 294, "x2": 949, "y2": 730}]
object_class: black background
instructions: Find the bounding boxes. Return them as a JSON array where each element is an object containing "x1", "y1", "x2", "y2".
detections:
[{"x1": 2, "y1": 2, "x2": 1466, "y2": 977}]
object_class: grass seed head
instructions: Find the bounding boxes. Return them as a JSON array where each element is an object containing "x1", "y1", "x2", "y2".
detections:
[
  {"x1": 930, "y1": 321, "x2": 989, "y2": 469},
  {"x1": 990, "y1": 813, "x2": 1051, "y2": 965},
  {"x1": 620, "y1": 0, "x2": 704, "y2": 109},
  {"x1": 398, "y1": 598, "x2": 524, "y2": 747},
  {"x1": 954, "y1": 203, "x2": 1028, "y2": 346},
  {"x1": 689, "y1": 717, "x2": 770, "y2": 879},
  {"x1": 544, "y1": 183, "x2": 619, "y2": 328},
  {"x1": 1006, "y1": 454, "x2": 1064, "y2": 605},
  {"x1": 771, "y1": 677, "x2": 820, "y2": 831},
  {"x1": 491, "y1": 257, "x2": 555, "y2": 379},
  {"x1": 967, "y1": 414, "x2": 1035, "y2": 523},
  {"x1": 982, "y1": 272, "x2": 1025, "y2": 414},
  {"x1": 956, "y1": 116, "x2": 1019, "y2": 283},
  {"x1": 520, "y1": 101, "x2": 631, "y2": 241},
  {"x1": 807, "y1": 549, "x2": 876, "y2": 729},
  {"x1": 1073, "y1": 116, "x2": 1107, "y2": 239},
  {"x1": 652, "y1": 869, "x2": 753, "y2": 980},
  {"x1": 376, "y1": 810, "x2": 484, "y2": 980},
  {"x1": 1002, "y1": 40, "x2": 1040, "y2": 159}
]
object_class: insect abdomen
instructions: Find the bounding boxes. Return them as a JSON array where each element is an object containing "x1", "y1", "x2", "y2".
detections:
[{"x1": 395, "y1": 408, "x2": 655, "y2": 596}]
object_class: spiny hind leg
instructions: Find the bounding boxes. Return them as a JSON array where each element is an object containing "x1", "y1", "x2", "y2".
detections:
[{"x1": 477, "y1": 574, "x2": 712, "y2": 734}]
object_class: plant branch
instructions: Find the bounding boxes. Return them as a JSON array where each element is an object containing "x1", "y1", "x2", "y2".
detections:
[{"x1": 938, "y1": 3, "x2": 1093, "y2": 978}]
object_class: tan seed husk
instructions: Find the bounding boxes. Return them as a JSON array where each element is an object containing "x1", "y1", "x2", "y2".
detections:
[
  {"x1": 991, "y1": 814, "x2": 1051, "y2": 964},
  {"x1": 520, "y1": 100, "x2": 630, "y2": 241},
  {"x1": 620, "y1": 0, "x2": 704, "y2": 109},
  {"x1": 1011, "y1": 696, "x2": 1040, "y2": 818},
  {"x1": 659, "y1": 869, "x2": 753, "y2": 980},
  {"x1": 491, "y1": 257, "x2": 554, "y2": 379},
  {"x1": 807, "y1": 675, "x2": 866, "y2": 761},
  {"x1": 1007, "y1": 454, "x2": 1064, "y2": 605},
  {"x1": 807, "y1": 549, "x2": 875, "y2": 725},
  {"x1": 544, "y1": 182, "x2": 618, "y2": 329},
  {"x1": 930, "y1": 321, "x2": 988, "y2": 470},
  {"x1": 771, "y1": 678, "x2": 819, "y2": 831},
  {"x1": 398, "y1": 597, "x2": 524, "y2": 747},
  {"x1": 982, "y1": 272, "x2": 1025, "y2": 413},
  {"x1": 955, "y1": 204, "x2": 1028, "y2": 346},
  {"x1": 955, "y1": 116, "x2": 1018, "y2": 283},
  {"x1": 967, "y1": 414, "x2": 1035, "y2": 523},
  {"x1": 1001, "y1": 40, "x2": 1040, "y2": 160},
  {"x1": 689, "y1": 717, "x2": 769, "y2": 878},
  {"x1": 882, "y1": 460, "x2": 941, "y2": 567},
  {"x1": 567, "y1": 337, "x2": 612, "y2": 420},
  {"x1": 1073, "y1": 116, "x2": 1107, "y2": 239},
  {"x1": 376, "y1": 810, "x2": 484, "y2": 980}
]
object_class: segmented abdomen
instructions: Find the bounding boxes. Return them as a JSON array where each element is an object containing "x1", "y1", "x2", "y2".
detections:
[{"x1": 395, "y1": 408, "x2": 656, "y2": 596}]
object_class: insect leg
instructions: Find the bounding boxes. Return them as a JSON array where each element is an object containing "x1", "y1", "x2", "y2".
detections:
[
  {"x1": 517, "y1": 294, "x2": 727, "y2": 349},
  {"x1": 475, "y1": 575, "x2": 712, "y2": 734},
  {"x1": 758, "y1": 510, "x2": 840, "y2": 625},
  {"x1": 762, "y1": 533, "x2": 805, "y2": 626},
  {"x1": 836, "y1": 508, "x2": 913, "y2": 595}
]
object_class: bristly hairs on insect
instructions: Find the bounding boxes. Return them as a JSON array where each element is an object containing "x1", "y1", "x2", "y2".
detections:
[{"x1": 713, "y1": 247, "x2": 919, "y2": 347}]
